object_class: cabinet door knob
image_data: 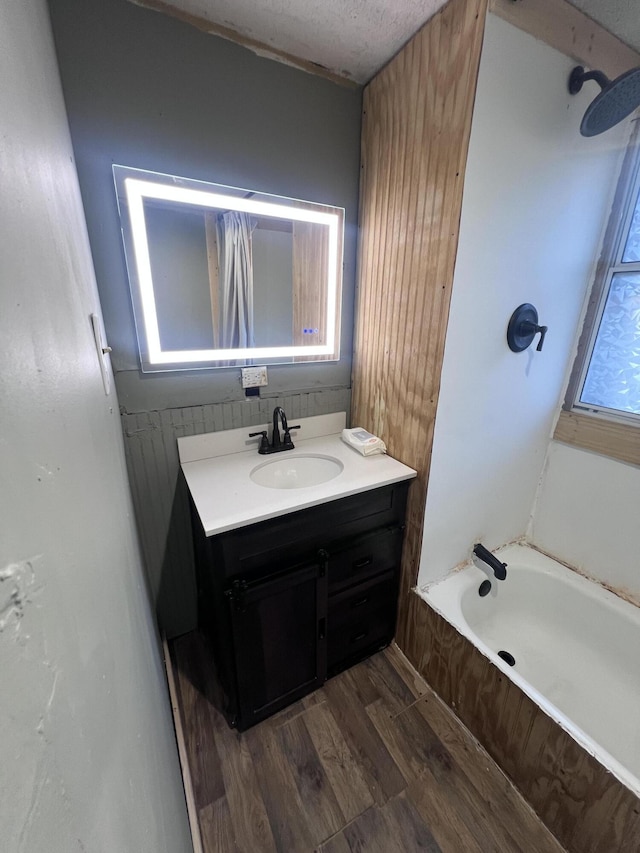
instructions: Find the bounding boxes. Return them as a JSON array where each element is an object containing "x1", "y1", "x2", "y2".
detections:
[{"x1": 225, "y1": 579, "x2": 248, "y2": 612}]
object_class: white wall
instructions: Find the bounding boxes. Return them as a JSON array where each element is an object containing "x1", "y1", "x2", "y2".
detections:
[
  {"x1": 530, "y1": 442, "x2": 640, "y2": 601},
  {"x1": 418, "y1": 14, "x2": 628, "y2": 587},
  {"x1": 0, "y1": 2, "x2": 192, "y2": 850}
]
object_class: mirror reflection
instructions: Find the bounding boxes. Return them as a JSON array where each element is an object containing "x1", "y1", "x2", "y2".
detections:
[{"x1": 113, "y1": 166, "x2": 343, "y2": 371}]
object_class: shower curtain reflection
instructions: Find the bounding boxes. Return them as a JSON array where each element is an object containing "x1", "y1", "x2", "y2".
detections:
[{"x1": 217, "y1": 211, "x2": 256, "y2": 348}]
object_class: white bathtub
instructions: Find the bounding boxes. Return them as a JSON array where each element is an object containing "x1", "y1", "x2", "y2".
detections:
[{"x1": 422, "y1": 543, "x2": 640, "y2": 797}]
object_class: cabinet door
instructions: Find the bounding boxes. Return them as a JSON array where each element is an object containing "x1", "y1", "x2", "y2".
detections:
[{"x1": 227, "y1": 556, "x2": 327, "y2": 729}]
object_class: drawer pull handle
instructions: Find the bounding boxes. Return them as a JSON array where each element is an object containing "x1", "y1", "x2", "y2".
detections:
[
  {"x1": 352, "y1": 596, "x2": 370, "y2": 608},
  {"x1": 353, "y1": 556, "x2": 373, "y2": 570},
  {"x1": 351, "y1": 630, "x2": 368, "y2": 643}
]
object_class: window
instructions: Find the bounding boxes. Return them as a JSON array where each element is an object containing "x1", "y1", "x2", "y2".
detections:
[{"x1": 568, "y1": 135, "x2": 640, "y2": 424}]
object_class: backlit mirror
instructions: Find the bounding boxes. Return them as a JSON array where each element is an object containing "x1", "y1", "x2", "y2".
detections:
[{"x1": 113, "y1": 165, "x2": 344, "y2": 371}]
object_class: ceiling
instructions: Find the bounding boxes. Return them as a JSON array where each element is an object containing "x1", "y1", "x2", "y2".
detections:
[
  {"x1": 571, "y1": 0, "x2": 640, "y2": 60},
  {"x1": 133, "y1": 0, "x2": 640, "y2": 84}
]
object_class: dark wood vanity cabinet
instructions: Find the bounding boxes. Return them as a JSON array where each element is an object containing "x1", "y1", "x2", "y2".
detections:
[{"x1": 191, "y1": 482, "x2": 409, "y2": 730}]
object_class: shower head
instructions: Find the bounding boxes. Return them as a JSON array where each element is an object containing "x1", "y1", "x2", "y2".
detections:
[{"x1": 569, "y1": 65, "x2": 640, "y2": 137}]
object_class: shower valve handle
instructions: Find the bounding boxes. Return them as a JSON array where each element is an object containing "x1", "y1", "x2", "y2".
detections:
[
  {"x1": 535, "y1": 325, "x2": 548, "y2": 351},
  {"x1": 522, "y1": 320, "x2": 547, "y2": 351},
  {"x1": 524, "y1": 322, "x2": 547, "y2": 351}
]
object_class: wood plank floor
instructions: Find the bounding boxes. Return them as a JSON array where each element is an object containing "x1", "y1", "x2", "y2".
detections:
[{"x1": 169, "y1": 632, "x2": 567, "y2": 853}]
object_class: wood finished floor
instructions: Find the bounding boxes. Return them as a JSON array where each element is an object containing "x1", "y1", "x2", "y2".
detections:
[{"x1": 169, "y1": 632, "x2": 566, "y2": 853}]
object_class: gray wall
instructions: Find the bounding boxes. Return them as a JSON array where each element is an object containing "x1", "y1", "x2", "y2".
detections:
[
  {"x1": 48, "y1": 0, "x2": 361, "y2": 411},
  {"x1": 48, "y1": 0, "x2": 362, "y2": 635},
  {"x1": 0, "y1": 1, "x2": 191, "y2": 849}
]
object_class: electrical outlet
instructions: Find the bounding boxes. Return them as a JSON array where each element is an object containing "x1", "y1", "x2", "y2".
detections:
[{"x1": 241, "y1": 366, "x2": 268, "y2": 388}]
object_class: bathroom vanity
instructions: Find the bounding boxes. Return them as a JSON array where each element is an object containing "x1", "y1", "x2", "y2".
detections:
[{"x1": 179, "y1": 412, "x2": 416, "y2": 730}]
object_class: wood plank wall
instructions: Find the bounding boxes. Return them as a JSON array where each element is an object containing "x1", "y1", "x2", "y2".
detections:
[
  {"x1": 555, "y1": 410, "x2": 640, "y2": 468},
  {"x1": 402, "y1": 591, "x2": 640, "y2": 852},
  {"x1": 489, "y1": 0, "x2": 640, "y2": 79},
  {"x1": 293, "y1": 222, "x2": 329, "y2": 353},
  {"x1": 292, "y1": 206, "x2": 343, "y2": 362},
  {"x1": 351, "y1": 0, "x2": 488, "y2": 648}
]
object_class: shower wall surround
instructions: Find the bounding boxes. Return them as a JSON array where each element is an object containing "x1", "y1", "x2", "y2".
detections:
[
  {"x1": 418, "y1": 13, "x2": 629, "y2": 588},
  {"x1": 531, "y1": 441, "x2": 640, "y2": 601},
  {"x1": 49, "y1": 0, "x2": 361, "y2": 636}
]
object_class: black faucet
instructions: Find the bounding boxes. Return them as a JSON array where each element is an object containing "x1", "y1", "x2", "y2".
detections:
[
  {"x1": 472, "y1": 543, "x2": 507, "y2": 581},
  {"x1": 249, "y1": 407, "x2": 301, "y2": 455},
  {"x1": 271, "y1": 406, "x2": 290, "y2": 450}
]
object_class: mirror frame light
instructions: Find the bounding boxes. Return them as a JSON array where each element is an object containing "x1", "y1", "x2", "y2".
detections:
[{"x1": 113, "y1": 165, "x2": 343, "y2": 371}]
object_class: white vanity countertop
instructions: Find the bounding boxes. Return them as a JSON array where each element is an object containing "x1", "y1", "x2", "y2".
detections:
[{"x1": 179, "y1": 412, "x2": 416, "y2": 537}]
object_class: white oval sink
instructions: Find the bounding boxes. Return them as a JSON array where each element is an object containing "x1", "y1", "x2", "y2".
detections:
[{"x1": 250, "y1": 454, "x2": 343, "y2": 489}]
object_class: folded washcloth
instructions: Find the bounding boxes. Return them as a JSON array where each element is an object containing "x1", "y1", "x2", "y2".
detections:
[{"x1": 341, "y1": 427, "x2": 386, "y2": 456}]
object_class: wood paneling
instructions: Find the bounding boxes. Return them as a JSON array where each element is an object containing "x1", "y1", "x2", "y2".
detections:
[
  {"x1": 293, "y1": 222, "x2": 328, "y2": 352},
  {"x1": 168, "y1": 632, "x2": 566, "y2": 852},
  {"x1": 554, "y1": 410, "x2": 640, "y2": 467},
  {"x1": 401, "y1": 589, "x2": 640, "y2": 853},
  {"x1": 352, "y1": 0, "x2": 488, "y2": 647},
  {"x1": 292, "y1": 206, "x2": 343, "y2": 361},
  {"x1": 490, "y1": 0, "x2": 640, "y2": 79}
]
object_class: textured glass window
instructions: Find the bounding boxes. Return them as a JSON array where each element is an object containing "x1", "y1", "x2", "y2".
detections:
[
  {"x1": 572, "y1": 148, "x2": 640, "y2": 424},
  {"x1": 622, "y1": 189, "x2": 640, "y2": 262},
  {"x1": 581, "y1": 272, "x2": 640, "y2": 415}
]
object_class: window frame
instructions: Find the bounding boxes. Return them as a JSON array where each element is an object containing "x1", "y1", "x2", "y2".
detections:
[{"x1": 558, "y1": 123, "x2": 640, "y2": 465}]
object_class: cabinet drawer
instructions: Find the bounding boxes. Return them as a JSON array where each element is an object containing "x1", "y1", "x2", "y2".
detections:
[
  {"x1": 327, "y1": 572, "x2": 397, "y2": 673},
  {"x1": 210, "y1": 483, "x2": 409, "y2": 581},
  {"x1": 328, "y1": 526, "x2": 403, "y2": 593}
]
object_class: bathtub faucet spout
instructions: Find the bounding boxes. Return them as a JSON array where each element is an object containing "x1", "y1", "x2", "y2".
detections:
[{"x1": 472, "y1": 543, "x2": 507, "y2": 581}]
